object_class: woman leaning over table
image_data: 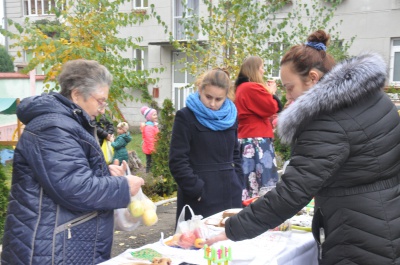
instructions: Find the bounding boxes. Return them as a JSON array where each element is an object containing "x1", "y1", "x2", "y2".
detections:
[
  {"x1": 234, "y1": 56, "x2": 282, "y2": 200},
  {"x1": 1, "y1": 59, "x2": 144, "y2": 265},
  {"x1": 169, "y1": 68, "x2": 243, "y2": 222},
  {"x1": 206, "y1": 30, "x2": 400, "y2": 265}
]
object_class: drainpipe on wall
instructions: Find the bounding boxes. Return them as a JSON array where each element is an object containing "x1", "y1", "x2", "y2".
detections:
[
  {"x1": 2, "y1": 0, "x2": 8, "y2": 51},
  {"x1": 30, "y1": 69, "x2": 36, "y2": 95}
]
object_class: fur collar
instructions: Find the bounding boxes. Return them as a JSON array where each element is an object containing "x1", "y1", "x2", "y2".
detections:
[{"x1": 277, "y1": 52, "x2": 387, "y2": 145}]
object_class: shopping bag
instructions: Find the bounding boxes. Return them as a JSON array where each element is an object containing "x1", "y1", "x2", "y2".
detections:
[
  {"x1": 114, "y1": 168, "x2": 158, "y2": 231},
  {"x1": 128, "y1": 188, "x2": 158, "y2": 226},
  {"x1": 114, "y1": 207, "x2": 142, "y2": 231},
  {"x1": 164, "y1": 204, "x2": 209, "y2": 249},
  {"x1": 101, "y1": 140, "x2": 114, "y2": 164}
]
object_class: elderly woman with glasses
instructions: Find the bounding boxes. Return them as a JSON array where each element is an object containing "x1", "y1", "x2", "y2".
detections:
[{"x1": 1, "y1": 59, "x2": 144, "y2": 265}]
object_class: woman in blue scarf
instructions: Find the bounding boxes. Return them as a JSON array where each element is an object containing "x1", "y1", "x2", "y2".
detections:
[{"x1": 169, "y1": 68, "x2": 244, "y2": 222}]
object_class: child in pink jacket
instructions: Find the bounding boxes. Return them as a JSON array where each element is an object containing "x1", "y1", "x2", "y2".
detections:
[{"x1": 140, "y1": 106, "x2": 159, "y2": 173}]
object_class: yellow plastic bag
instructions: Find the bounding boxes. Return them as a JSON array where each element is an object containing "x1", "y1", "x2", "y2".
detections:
[{"x1": 101, "y1": 140, "x2": 114, "y2": 164}]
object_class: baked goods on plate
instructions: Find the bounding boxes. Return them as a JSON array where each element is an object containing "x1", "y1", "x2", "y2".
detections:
[{"x1": 203, "y1": 208, "x2": 243, "y2": 229}]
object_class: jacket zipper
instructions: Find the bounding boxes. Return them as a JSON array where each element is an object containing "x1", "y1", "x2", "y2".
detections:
[
  {"x1": 318, "y1": 227, "x2": 325, "y2": 259},
  {"x1": 65, "y1": 211, "x2": 98, "y2": 240}
]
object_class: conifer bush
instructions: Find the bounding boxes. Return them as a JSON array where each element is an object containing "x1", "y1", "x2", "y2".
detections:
[
  {"x1": 0, "y1": 45, "x2": 14, "y2": 72},
  {"x1": 151, "y1": 99, "x2": 177, "y2": 197},
  {"x1": 0, "y1": 163, "x2": 10, "y2": 244},
  {"x1": 273, "y1": 89, "x2": 291, "y2": 164}
]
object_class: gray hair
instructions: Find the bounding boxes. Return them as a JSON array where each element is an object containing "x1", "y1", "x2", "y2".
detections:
[{"x1": 58, "y1": 59, "x2": 113, "y2": 99}]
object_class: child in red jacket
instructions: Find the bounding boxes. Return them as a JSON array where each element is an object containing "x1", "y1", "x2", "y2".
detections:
[{"x1": 140, "y1": 106, "x2": 159, "y2": 173}]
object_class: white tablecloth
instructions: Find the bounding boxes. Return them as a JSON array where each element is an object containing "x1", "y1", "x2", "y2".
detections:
[{"x1": 99, "y1": 230, "x2": 318, "y2": 265}]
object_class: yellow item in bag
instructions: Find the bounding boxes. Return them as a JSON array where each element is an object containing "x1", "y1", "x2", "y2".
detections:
[{"x1": 101, "y1": 140, "x2": 114, "y2": 164}]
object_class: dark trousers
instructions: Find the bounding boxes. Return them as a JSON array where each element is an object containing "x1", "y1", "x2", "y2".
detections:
[{"x1": 146, "y1": 154, "x2": 152, "y2": 173}]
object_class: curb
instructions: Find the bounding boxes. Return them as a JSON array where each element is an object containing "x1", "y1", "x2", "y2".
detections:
[{"x1": 154, "y1": 197, "x2": 177, "y2": 206}]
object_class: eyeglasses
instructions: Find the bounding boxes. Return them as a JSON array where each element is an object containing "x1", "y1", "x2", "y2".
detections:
[{"x1": 90, "y1": 94, "x2": 108, "y2": 110}]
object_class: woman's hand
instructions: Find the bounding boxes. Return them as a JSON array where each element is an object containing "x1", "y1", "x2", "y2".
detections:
[
  {"x1": 107, "y1": 134, "x2": 114, "y2": 142},
  {"x1": 125, "y1": 174, "x2": 145, "y2": 196},
  {"x1": 108, "y1": 160, "x2": 126, "y2": 176},
  {"x1": 108, "y1": 160, "x2": 144, "y2": 195},
  {"x1": 267, "y1": 80, "x2": 277, "y2": 95},
  {"x1": 205, "y1": 231, "x2": 229, "y2": 246}
]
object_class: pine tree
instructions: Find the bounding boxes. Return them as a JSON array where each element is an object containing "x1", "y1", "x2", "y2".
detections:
[
  {"x1": 151, "y1": 99, "x2": 177, "y2": 196},
  {"x1": 0, "y1": 45, "x2": 14, "y2": 72},
  {"x1": 0, "y1": 163, "x2": 10, "y2": 244}
]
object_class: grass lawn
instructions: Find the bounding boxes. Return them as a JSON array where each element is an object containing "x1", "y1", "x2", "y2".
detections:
[
  {"x1": 127, "y1": 132, "x2": 146, "y2": 164},
  {"x1": 3, "y1": 163, "x2": 12, "y2": 188}
]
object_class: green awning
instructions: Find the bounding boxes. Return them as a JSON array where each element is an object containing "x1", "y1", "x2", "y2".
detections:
[{"x1": 0, "y1": 98, "x2": 18, "y2": 114}]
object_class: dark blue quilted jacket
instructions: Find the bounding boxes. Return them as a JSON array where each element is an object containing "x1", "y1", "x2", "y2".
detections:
[{"x1": 1, "y1": 93, "x2": 131, "y2": 265}]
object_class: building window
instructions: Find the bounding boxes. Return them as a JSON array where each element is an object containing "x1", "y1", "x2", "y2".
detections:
[
  {"x1": 390, "y1": 38, "x2": 400, "y2": 85},
  {"x1": 134, "y1": 0, "x2": 148, "y2": 8},
  {"x1": 133, "y1": 48, "x2": 148, "y2": 71},
  {"x1": 268, "y1": 42, "x2": 287, "y2": 78},
  {"x1": 172, "y1": 51, "x2": 196, "y2": 110},
  {"x1": 174, "y1": 0, "x2": 199, "y2": 40},
  {"x1": 24, "y1": 0, "x2": 56, "y2": 16}
]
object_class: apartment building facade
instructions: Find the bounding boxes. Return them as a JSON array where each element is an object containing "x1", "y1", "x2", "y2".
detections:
[{"x1": 2, "y1": 0, "x2": 400, "y2": 127}]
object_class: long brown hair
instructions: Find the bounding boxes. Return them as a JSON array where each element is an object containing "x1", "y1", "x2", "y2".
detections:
[{"x1": 234, "y1": 56, "x2": 270, "y2": 94}]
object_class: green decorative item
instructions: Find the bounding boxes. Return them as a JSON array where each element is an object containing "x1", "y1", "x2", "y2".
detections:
[{"x1": 130, "y1": 248, "x2": 162, "y2": 261}]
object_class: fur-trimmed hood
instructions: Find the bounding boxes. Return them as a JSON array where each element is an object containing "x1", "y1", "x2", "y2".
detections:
[{"x1": 277, "y1": 52, "x2": 387, "y2": 144}]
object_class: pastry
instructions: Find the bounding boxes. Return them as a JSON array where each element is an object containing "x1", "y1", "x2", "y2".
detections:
[{"x1": 222, "y1": 208, "x2": 242, "y2": 219}]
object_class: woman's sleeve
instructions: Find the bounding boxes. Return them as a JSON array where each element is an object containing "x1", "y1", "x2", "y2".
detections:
[
  {"x1": 169, "y1": 110, "x2": 204, "y2": 199},
  {"x1": 96, "y1": 123, "x2": 108, "y2": 140},
  {"x1": 105, "y1": 120, "x2": 115, "y2": 135},
  {"x1": 243, "y1": 84, "x2": 279, "y2": 118},
  {"x1": 225, "y1": 119, "x2": 350, "y2": 241},
  {"x1": 26, "y1": 126, "x2": 130, "y2": 212}
]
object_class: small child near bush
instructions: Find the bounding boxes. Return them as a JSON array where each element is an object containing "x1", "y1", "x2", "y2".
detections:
[
  {"x1": 111, "y1": 122, "x2": 132, "y2": 165},
  {"x1": 140, "y1": 106, "x2": 160, "y2": 173}
]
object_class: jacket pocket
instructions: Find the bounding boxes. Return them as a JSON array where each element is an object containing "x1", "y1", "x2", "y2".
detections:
[
  {"x1": 312, "y1": 207, "x2": 325, "y2": 260},
  {"x1": 53, "y1": 211, "x2": 99, "y2": 264}
]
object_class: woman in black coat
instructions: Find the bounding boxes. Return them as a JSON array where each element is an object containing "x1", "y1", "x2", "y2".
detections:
[
  {"x1": 169, "y1": 68, "x2": 244, "y2": 222},
  {"x1": 206, "y1": 30, "x2": 400, "y2": 265},
  {"x1": 96, "y1": 114, "x2": 115, "y2": 146}
]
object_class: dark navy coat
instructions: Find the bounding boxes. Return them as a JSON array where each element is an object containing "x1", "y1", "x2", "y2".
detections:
[
  {"x1": 1, "y1": 93, "x2": 131, "y2": 265},
  {"x1": 169, "y1": 107, "x2": 244, "y2": 222}
]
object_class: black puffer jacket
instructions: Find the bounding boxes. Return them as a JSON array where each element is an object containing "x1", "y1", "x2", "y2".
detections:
[{"x1": 225, "y1": 53, "x2": 400, "y2": 265}]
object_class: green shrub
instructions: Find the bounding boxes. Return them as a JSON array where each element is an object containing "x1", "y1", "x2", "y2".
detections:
[
  {"x1": 0, "y1": 163, "x2": 10, "y2": 244},
  {"x1": 0, "y1": 45, "x2": 14, "y2": 72},
  {"x1": 274, "y1": 133, "x2": 291, "y2": 165},
  {"x1": 273, "y1": 91, "x2": 291, "y2": 165},
  {"x1": 151, "y1": 99, "x2": 177, "y2": 197}
]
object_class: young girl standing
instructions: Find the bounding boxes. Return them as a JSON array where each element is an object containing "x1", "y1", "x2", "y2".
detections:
[
  {"x1": 111, "y1": 122, "x2": 132, "y2": 165},
  {"x1": 140, "y1": 106, "x2": 159, "y2": 173}
]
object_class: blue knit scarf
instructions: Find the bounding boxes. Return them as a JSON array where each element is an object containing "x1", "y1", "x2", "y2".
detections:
[{"x1": 186, "y1": 92, "x2": 237, "y2": 131}]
